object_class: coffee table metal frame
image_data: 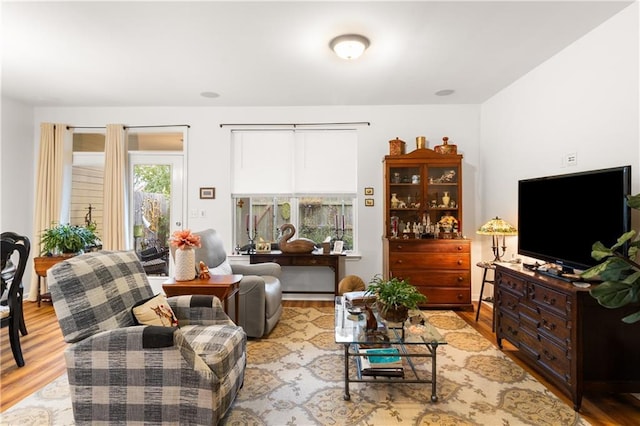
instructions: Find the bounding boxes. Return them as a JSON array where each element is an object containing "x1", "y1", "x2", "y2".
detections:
[{"x1": 334, "y1": 296, "x2": 447, "y2": 402}]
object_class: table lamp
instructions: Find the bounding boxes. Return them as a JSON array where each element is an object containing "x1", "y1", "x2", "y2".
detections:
[{"x1": 477, "y1": 216, "x2": 518, "y2": 262}]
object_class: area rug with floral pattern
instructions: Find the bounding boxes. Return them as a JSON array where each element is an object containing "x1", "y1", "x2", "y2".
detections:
[{"x1": 1, "y1": 306, "x2": 587, "y2": 426}]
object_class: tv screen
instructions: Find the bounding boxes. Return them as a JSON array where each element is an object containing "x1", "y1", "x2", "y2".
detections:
[{"x1": 518, "y1": 165, "x2": 631, "y2": 273}]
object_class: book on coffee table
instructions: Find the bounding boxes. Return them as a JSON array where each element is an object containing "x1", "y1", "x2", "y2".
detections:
[{"x1": 358, "y1": 347, "x2": 404, "y2": 377}]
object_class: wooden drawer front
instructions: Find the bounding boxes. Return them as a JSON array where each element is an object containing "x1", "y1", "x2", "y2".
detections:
[
  {"x1": 417, "y1": 287, "x2": 471, "y2": 305},
  {"x1": 537, "y1": 335, "x2": 571, "y2": 385},
  {"x1": 528, "y1": 285, "x2": 569, "y2": 317},
  {"x1": 392, "y1": 270, "x2": 470, "y2": 287},
  {"x1": 517, "y1": 326, "x2": 541, "y2": 358},
  {"x1": 291, "y1": 256, "x2": 333, "y2": 267},
  {"x1": 496, "y1": 288, "x2": 521, "y2": 315},
  {"x1": 250, "y1": 255, "x2": 293, "y2": 266},
  {"x1": 496, "y1": 271, "x2": 526, "y2": 296},
  {"x1": 389, "y1": 253, "x2": 469, "y2": 270},
  {"x1": 519, "y1": 308, "x2": 540, "y2": 331},
  {"x1": 497, "y1": 310, "x2": 520, "y2": 343},
  {"x1": 388, "y1": 240, "x2": 470, "y2": 254},
  {"x1": 538, "y1": 309, "x2": 571, "y2": 347}
]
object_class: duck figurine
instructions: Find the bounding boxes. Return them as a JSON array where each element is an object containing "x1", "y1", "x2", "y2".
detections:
[{"x1": 278, "y1": 224, "x2": 316, "y2": 254}]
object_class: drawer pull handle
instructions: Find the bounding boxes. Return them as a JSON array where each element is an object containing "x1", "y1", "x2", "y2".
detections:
[
  {"x1": 397, "y1": 245, "x2": 403, "y2": 250},
  {"x1": 457, "y1": 246, "x2": 463, "y2": 251},
  {"x1": 457, "y1": 276, "x2": 463, "y2": 282},
  {"x1": 506, "y1": 301, "x2": 517, "y2": 310},
  {"x1": 310, "y1": 259, "x2": 317, "y2": 264},
  {"x1": 542, "y1": 349, "x2": 556, "y2": 361},
  {"x1": 542, "y1": 319, "x2": 556, "y2": 331},
  {"x1": 397, "y1": 259, "x2": 403, "y2": 264},
  {"x1": 543, "y1": 295, "x2": 556, "y2": 306},
  {"x1": 457, "y1": 260, "x2": 463, "y2": 265},
  {"x1": 507, "y1": 326, "x2": 518, "y2": 336}
]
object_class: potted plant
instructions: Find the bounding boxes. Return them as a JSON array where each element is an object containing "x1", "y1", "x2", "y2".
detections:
[
  {"x1": 365, "y1": 274, "x2": 427, "y2": 322},
  {"x1": 581, "y1": 193, "x2": 640, "y2": 323},
  {"x1": 40, "y1": 222, "x2": 100, "y2": 256}
]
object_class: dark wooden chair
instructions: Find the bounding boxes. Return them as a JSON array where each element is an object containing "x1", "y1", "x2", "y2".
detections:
[
  {"x1": 137, "y1": 246, "x2": 169, "y2": 275},
  {"x1": 1, "y1": 232, "x2": 31, "y2": 367}
]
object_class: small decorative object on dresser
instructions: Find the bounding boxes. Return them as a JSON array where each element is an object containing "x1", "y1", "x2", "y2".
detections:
[
  {"x1": 434, "y1": 136, "x2": 457, "y2": 155},
  {"x1": 388, "y1": 137, "x2": 406, "y2": 155}
]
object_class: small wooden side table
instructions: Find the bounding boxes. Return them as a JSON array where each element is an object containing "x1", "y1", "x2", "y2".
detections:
[
  {"x1": 162, "y1": 275, "x2": 242, "y2": 324},
  {"x1": 475, "y1": 261, "x2": 496, "y2": 331},
  {"x1": 33, "y1": 256, "x2": 71, "y2": 307}
]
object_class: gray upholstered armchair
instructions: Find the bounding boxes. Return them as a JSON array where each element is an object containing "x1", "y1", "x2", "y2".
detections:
[
  {"x1": 194, "y1": 229, "x2": 283, "y2": 338},
  {"x1": 48, "y1": 250, "x2": 246, "y2": 425}
]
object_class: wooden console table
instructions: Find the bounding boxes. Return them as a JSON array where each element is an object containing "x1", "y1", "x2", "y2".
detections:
[
  {"x1": 163, "y1": 274, "x2": 242, "y2": 323},
  {"x1": 250, "y1": 251, "x2": 345, "y2": 295}
]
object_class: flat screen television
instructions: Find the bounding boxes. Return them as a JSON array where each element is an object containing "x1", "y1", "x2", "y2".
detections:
[{"x1": 518, "y1": 165, "x2": 631, "y2": 274}]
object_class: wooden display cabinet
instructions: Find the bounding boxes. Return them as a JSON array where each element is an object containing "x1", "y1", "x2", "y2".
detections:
[
  {"x1": 384, "y1": 149, "x2": 463, "y2": 238},
  {"x1": 382, "y1": 148, "x2": 471, "y2": 309}
]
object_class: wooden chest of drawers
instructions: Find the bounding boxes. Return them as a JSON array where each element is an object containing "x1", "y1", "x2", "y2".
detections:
[
  {"x1": 495, "y1": 264, "x2": 640, "y2": 411},
  {"x1": 383, "y1": 238, "x2": 471, "y2": 309}
]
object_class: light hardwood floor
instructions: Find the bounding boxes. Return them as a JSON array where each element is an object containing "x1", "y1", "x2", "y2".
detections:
[{"x1": 2, "y1": 300, "x2": 640, "y2": 424}]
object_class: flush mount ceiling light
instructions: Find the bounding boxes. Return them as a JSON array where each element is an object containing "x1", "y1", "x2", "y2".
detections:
[{"x1": 329, "y1": 34, "x2": 370, "y2": 60}]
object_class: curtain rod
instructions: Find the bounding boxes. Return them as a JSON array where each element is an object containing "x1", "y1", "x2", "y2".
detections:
[
  {"x1": 219, "y1": 121, "x2": 370, "y2": 128},
  {"x1": 66, "y1": 124, "x2": 190, "y2": 130}
]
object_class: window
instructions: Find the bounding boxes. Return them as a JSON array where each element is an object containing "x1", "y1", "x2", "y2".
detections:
[{"x1": 231, "y1": 129, "x2": 357, "y2": 251}]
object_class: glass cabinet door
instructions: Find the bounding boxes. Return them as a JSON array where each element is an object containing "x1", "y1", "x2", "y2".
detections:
[
  {"x1": 385, "y1": 162, "x2": 461, "y2": 238},
  {"x1": 388, "y1": 165, "x2": 422, "y2": 237},
  {"x1": 426, "y1": 165, "x2": 460, "y2": 234}
]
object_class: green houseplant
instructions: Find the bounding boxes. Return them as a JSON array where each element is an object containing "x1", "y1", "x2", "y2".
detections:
[
  {"x1": 366, "y1": 274, "x2": 427, "y2": 322},
  {"x1": 40, "y1": 223, "x2": 100, "y2": 256},
  {"x1": 581, "y1": 193, "x2": 640, "y2": 323}
]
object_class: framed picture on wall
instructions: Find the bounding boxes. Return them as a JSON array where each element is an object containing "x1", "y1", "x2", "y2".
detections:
[{"x1": 200, "y1": 187, "x2": 215, "y2": 199}]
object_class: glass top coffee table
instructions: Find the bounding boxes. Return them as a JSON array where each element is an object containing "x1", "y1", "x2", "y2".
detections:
[{"x1": 334, "y1": 296, "x2": 447, "y2": 402}]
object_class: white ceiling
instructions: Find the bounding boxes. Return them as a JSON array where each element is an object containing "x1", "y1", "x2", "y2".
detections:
[{"x1": 1, "y1": 1, "x2": 634, "y2": 107}]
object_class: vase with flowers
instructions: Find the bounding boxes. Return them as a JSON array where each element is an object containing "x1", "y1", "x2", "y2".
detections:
[{"x1": 170, "y1": 229, "x2": 201, "y2": 281}]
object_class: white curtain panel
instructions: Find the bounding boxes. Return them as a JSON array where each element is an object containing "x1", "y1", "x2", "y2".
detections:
[
  {"x1": 102, "y1": 124, "x2": 129, "y2": 250},
  {"x1": 28, "y1": 123, "x2": 68, "y2": 301}
]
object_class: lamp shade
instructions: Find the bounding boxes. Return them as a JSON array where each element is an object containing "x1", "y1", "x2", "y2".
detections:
[
  {"x1": 477, "y1": 217, "x2": 518, "y2": 236},
  {"x1": 329, "y1": 34, "x2": 370, "y2": 60}
]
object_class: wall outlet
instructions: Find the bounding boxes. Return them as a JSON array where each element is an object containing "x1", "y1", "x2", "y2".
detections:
[
  {"x1": 199, "y1": 209, "x2": 207, "y2": 218},
  {"x1": 189, "y1": 209, "x2": 198, "y2": 218}
]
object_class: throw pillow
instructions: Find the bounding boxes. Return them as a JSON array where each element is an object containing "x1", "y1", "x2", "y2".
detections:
[
  {"x1": 132, "y1": 294, "x2": 178, "y2": 327},
  {"x1": 210, "y1": 258, "x2": 233, "y2": 275}
]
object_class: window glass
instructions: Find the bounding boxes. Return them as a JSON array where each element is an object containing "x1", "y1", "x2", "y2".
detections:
[{"x1": 233, "y1": 195, "x2": 354, "y2": 252}]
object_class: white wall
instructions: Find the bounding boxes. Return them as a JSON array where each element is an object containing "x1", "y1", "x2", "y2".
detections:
[
  {"x1": 480, "y1": 3, "x2": 639, "y2": 263},
  {"x1": 27, "y1": 104, "x2": 481, "y2": 298},
  {"x1": 1, "y1": 97, "x2": 35, "y2": 286}
]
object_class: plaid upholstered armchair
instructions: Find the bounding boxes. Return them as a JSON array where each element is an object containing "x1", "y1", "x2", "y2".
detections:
[{"x1": 48, "y1": 250, "x2": 246, "y2": 425}]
